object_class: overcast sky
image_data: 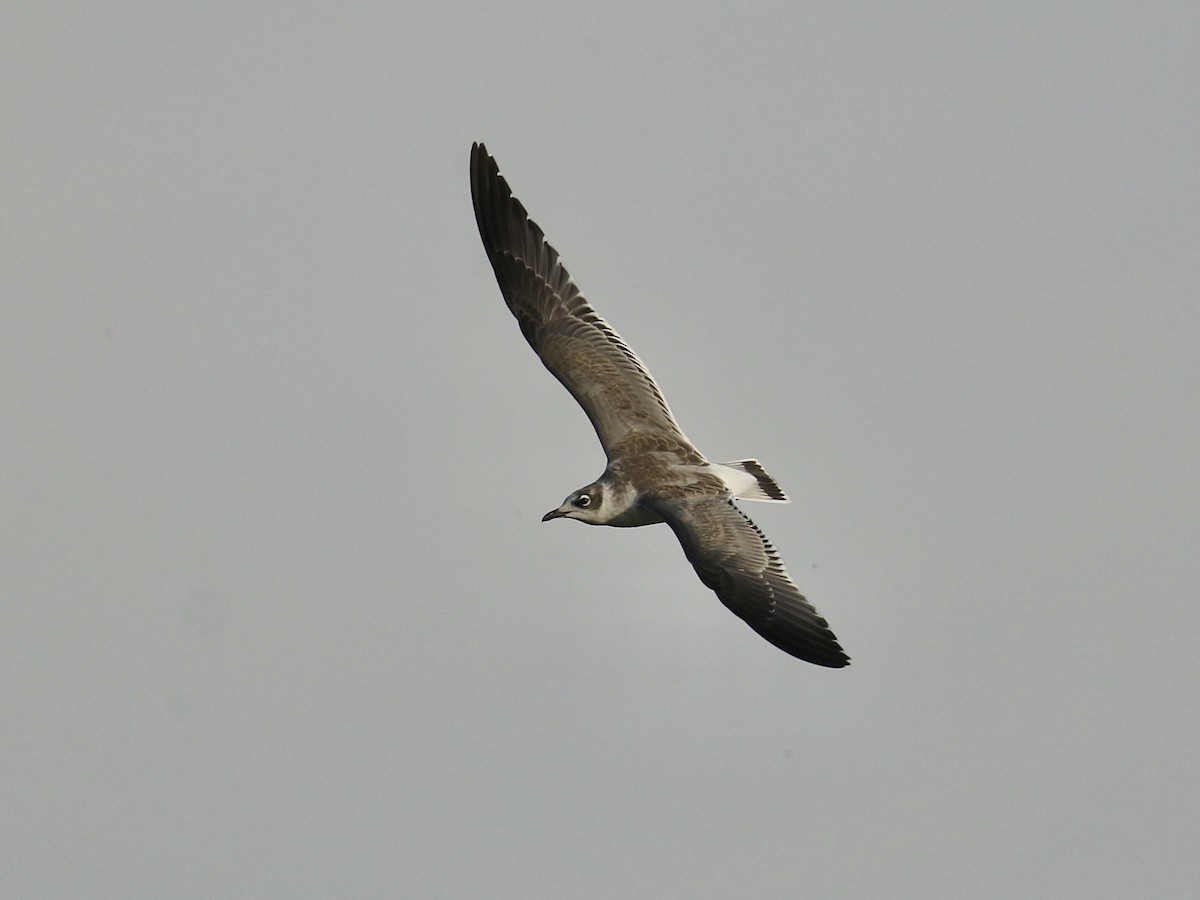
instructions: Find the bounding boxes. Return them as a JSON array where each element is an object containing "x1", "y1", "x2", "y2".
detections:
[{"x1": 4, "y1": 3, "x2": 1198, "y2": 898}]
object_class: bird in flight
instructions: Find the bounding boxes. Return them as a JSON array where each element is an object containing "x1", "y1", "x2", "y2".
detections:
[{"x1": 470, "y1": 143, "x2": 848, "y2": 667}]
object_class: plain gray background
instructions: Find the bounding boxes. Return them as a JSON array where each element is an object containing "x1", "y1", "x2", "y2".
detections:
[{"x1": 4, "y1": 3, "x2": 1197, "y2": 897}]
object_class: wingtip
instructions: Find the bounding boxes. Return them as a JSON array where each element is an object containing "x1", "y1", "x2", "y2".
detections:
[
  {"x1": 777, "y1": 637, "x2": 850, "y2": 668},
  {"x1": 469, "y1": 142, "x2": 493, "y2": 184}
]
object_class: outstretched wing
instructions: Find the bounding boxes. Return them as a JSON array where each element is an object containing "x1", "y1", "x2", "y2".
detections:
[
  {"x1": 470, "y1": 142, "x2": 689, "y2": 456},
  {"x1": 653, "y1": 498, "x2": 849, "y2": 667}
]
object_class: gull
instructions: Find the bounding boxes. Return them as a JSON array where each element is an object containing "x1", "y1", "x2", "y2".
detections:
[{"x1": 470, "y1": 143, "x2": 849, "y2": 667}]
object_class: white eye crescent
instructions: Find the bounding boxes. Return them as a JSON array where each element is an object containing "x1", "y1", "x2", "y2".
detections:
[{"x1": 575, "y1": 494, "x2": 592, "y2": 508}]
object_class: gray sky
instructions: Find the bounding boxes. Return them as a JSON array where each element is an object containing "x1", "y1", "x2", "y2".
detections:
[{"x1": 4, "y1": 3, "x2": 1198, "y2": 897}]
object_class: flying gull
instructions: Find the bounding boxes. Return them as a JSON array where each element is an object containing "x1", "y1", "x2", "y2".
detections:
[{"x1": 470, "y1": 143, "x2": 849, "y2": 667}]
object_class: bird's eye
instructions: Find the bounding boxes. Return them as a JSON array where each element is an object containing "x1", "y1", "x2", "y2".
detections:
[{"x1": 575, "y1": 494, "x2": 592, "y2": 508}]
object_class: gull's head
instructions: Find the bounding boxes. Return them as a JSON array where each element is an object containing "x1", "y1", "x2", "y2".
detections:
[{"x1": 542, "y1": 483, "x2": 607, "y2": 525}]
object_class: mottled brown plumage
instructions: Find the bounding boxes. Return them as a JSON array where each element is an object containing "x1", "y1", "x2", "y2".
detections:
[{"x1": 470, "y1": 142, "x2": 848, "y2": 668}]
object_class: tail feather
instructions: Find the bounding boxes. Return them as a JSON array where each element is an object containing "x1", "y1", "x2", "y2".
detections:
[{"x1": 717, "y1": 459, "x2": 790, "y2": 503}]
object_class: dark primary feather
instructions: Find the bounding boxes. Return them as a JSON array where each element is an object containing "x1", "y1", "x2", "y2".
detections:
[
  {"x1": 470, "y1": 142, "x2": 690, "y2": 456},
  {"x1": 652, "y1": 498, "x2": 850, "y2": 667}
]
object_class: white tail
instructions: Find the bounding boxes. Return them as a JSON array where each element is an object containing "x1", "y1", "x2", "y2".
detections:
[{"x1": 715, "y1": 459, "x2": 790, "y2": 503}]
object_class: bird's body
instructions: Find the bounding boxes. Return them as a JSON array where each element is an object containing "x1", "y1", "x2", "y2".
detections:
[{"x1": 470, "y1": 142, "x2": 849, "y2": 668}]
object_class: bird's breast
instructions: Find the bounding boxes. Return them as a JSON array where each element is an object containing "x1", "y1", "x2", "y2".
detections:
[{"x1": 601, "y1": 502, "x2": 666, "y2": 528}]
